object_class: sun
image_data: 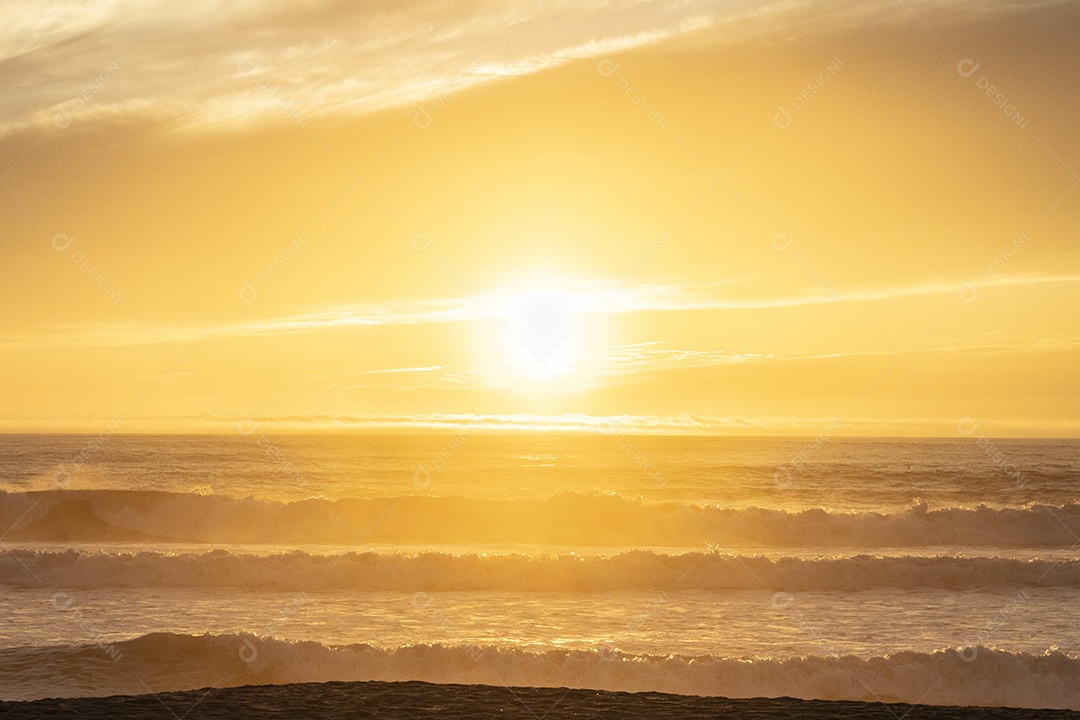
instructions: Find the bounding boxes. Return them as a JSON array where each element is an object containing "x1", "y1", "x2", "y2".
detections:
[
  {"x1": 495, "y1": 288, "x2": 589, "y2": 386},
  {"x1": 501, "y1": 290, "x2": 583, "y2": 377},
  {"x1": 470, "y1": 277, "x2": 612, "y2": 394}
]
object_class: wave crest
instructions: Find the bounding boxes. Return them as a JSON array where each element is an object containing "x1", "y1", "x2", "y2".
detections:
[
  {"x1": 2, "y1": 490, "x2": 1079, "y2": 547},
  {"x1": 2, "y1": 633, "x2": 1078, "y2": 709}
]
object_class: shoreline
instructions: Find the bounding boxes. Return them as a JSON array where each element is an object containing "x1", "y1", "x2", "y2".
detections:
[{"x1": 2, "y1": 680, "x2": 1078, "y2": 720}]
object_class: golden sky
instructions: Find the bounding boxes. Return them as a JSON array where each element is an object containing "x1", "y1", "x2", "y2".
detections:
[{"x1": 1, "y1": 0, "x2": 1078, "y2": 435}]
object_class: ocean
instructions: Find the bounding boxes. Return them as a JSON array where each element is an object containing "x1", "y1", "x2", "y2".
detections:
[{"x1": 1, "y1": 434, "x2": 1078, "y2": 711}]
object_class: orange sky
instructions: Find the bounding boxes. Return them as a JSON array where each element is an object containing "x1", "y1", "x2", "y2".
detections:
[{"x1": 2, "y1": 0, "x2": 1078, "y2": 435}]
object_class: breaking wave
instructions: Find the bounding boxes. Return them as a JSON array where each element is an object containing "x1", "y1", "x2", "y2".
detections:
[
  {"x1": 2, "y1": 633, "x2": 1078, "y2": 709},
  {"x1": 2, "y1": 489, "x2": 1079, "y2": 547}
]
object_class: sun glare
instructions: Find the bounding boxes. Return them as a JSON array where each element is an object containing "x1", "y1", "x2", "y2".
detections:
[{"x1": 497, "y1": 289, "x2": 588, "y2": 386}]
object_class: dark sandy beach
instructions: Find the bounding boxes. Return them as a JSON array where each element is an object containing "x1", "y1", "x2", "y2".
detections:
[{"x1": 2, "y1": 680, "x2": 1078, "y2": 719}]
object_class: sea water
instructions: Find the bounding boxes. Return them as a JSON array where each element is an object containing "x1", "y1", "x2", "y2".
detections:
[{"x1": 1, "y1": 434, "x2": 1078, "y2": 708}]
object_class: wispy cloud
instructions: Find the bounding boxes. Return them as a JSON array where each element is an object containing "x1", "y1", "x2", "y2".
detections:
[
  {"x1": 305, "y1": 366, "x2": 447, "y2": 380},
  {"x1": 11, "y1": 410, "x2": 1076, "y2": 436},
  {"x1": 298, "y1": 334, "x2": 1080, "y2": 397},
  {"x1": 610, "y1": 274, "x2": 1080, "y2": 313},
  {"x1": 595, "y1": 343, "x2": 776, "y2": 375},
  {"x1": 588, "y1": 336, "x2": 1080, "y2": 379},
  {"x1": 0, "y1": 0, "x2": 758, "y2": 138},
  {"x1": 209, "y1": 411, "x2": 771, "y2": 434},
  {"x1": 4, "y1": 0, "x2": 1047, "y2": 139},
  {"x1": 3, "y1": 272, "x2": 1079, "y2": 349},
  {"x1": 117, "y1": 370, "x2": 196, "y2": 383}
]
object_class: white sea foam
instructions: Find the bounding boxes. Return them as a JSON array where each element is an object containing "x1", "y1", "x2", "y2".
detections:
[{"x1": 2, "y1": 633, "x2": 1078, "y2": 709}]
